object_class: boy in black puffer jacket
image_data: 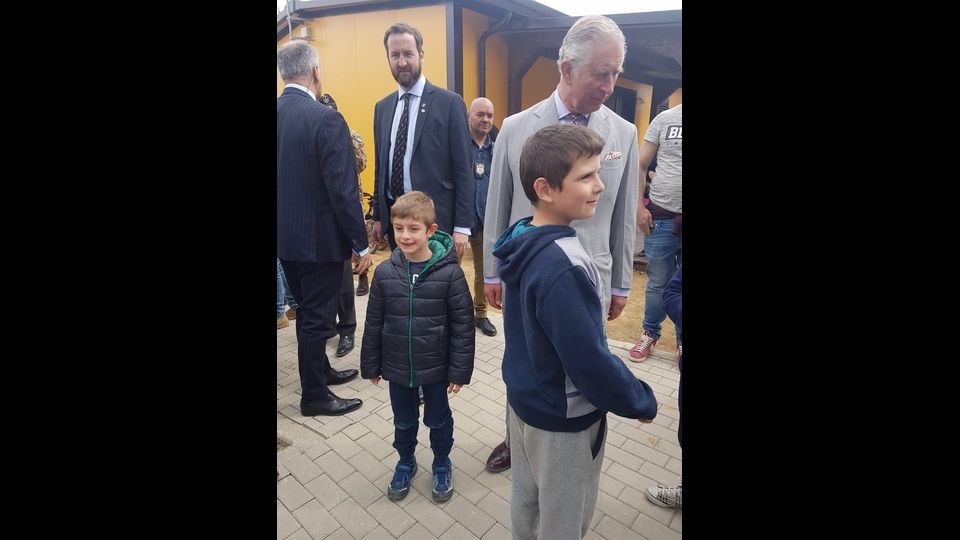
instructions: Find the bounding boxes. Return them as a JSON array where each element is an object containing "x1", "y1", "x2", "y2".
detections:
[{"x1": 360, "y1": 191, "x2": 475, "y2": 503}]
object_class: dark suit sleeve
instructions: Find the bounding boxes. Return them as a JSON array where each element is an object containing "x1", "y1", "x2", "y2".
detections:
[
  {"x1": 371, "y1": 102, "x2": 382, "y2": 223},
  {"x1": 448, "y1": 96, "x2": 475, "y2": 231},
  {"x1": 445, "y1": 266, "x2": 475, "y2": 384},
  {"x1": 360, "y1": 266, "x2": 386, "y2": 379},
  {"x1": 662, "y1": 264, "x2": 682, "y2": 326},
  {"x1": 322, "y1": 111, "x2": 369, "y2": 254}
]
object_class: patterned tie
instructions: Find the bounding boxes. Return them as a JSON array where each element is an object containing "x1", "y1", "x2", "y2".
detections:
[
  {"x1": 391, "y1": 93, "x2": 411, "y2": 199},
  {"x1": 569, "y1": 112, "x2": 585, "y2": 126}
]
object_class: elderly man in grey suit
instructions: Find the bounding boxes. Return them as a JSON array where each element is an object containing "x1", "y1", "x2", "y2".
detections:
[{"x1": 481, "y1": 15, "x2": 641, "y2": 474}]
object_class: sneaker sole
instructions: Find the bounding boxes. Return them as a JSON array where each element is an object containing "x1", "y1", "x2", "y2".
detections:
[
  {"x1": 387, "y1": 487, "x2": 410, "y2": 501},
  {"x1": 432, "y1": 489, "x2": 452, "y2": 502}
]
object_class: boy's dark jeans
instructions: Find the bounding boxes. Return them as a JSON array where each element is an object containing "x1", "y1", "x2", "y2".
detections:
[{"x1": 389, "y1": 380, "x2": 454, "y2": 466}]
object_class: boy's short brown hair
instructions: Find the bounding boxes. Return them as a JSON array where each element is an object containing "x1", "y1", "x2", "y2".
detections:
[
  {"x1": 390, "y1": 191, "x2": 436, "y2": 228},
  {"x1": 519, "y1": 124, "x2": 605, "y2": 205}
]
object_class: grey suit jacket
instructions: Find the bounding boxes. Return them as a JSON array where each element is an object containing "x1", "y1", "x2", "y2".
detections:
[{"x1": 482, "y1": 92, "x2": 639, "y2": 309}]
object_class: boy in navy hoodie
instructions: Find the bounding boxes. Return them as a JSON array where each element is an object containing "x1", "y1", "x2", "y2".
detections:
[{"x1": 492, "y1": 125, "x2": 658, "y2": 540}]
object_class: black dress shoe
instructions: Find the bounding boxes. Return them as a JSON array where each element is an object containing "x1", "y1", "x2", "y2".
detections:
[
  {"x1": 325, "y1": 367, "x2": 359, "y2": 385},
  {"x1": 301, "y1": 393, "x2": 362, "y2": 416},
  {"x1": 356, "y1": 273, "x2": 369, "y2": 296},
  {"x1": 475, "y1": 317, "x2": 498, "y2": 337},
  {"x1": 335, "y1": 335, "x2": 355, "y2": 357}
]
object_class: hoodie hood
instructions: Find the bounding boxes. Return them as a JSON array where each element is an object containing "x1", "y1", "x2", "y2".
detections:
[{"x1": 492, "y1": 218, "x2": 577, "y2": 286}]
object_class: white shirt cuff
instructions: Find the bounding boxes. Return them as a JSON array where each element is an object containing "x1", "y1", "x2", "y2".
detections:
[
  {"x1": 611, "y1": 288, "x2": 629, "y2": 297},
  {"x1": 453, "y1": 227, "x2": 472, "y2": 236},
  {"x1": 484, "y1": 276, "x2": 501, "y2": 285},
  {"x1": 354, "y1": 248, "x2": 370, "y2": 257}
]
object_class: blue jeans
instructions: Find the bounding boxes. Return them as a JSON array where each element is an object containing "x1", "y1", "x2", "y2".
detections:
[
  {"x1": 642, "y1": 219, "x2": 682, "y2": 344},
  {"x1": 389, "y1": 380, "x2": 453, "y2": 466},
  {"x1": 277, "y1": 259, "x2": 299, "y2": 317}
]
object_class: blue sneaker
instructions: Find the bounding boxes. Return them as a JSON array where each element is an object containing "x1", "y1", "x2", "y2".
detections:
[
  {"x1": 387, "y1": 460, "x2": 417, "y2": 501},
  {"x1": 432, "y1": 460, "x2": 453, "y2": 502}
]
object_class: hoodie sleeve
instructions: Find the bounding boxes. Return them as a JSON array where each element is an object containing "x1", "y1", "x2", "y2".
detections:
[
  {"x1": 538, "y1": 266, "x2": 657, "y2": 420},
  {"x1": 360, "y1": 266, "x2": 386, "y2": 379},
  {"x1": 662, "y1": 264, "x2": 681, "y2": 326},
  {"x1": 445, "y1": 265, "x2": 476, "y2": 385}
]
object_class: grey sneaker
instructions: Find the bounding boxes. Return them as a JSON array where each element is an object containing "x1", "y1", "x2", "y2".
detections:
[{"x1": 646, "y1": 483, "x2": 681, "y2": 510}]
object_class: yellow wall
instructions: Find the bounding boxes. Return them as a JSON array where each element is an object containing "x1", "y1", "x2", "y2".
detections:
[
  {"x1": 277, "y1": 5, "x2": 447, "y2": 210},
  {"x1": 461, "y1": 8, "x2": 508, "y2": 128},
  {"x1": 521, "y1": 57, "x2": 559, "y2": 110},
  {"x1": 668, "y1": 88, "x2": 682, "y2": 107}
]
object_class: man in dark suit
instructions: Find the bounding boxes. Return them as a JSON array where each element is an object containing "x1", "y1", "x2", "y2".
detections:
[
  {"x1": 370, "y1": 23, "x2": 474, "y2": 259},
  {"x1": 277, "y1": 40, "x2": 371, "y2": 417}
]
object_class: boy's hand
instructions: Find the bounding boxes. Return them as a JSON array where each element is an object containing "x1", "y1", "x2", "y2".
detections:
[
  {"x1": 448, "y1": 383, "x2": 462, "y2": 394},
  {"x1": 369, "y1": 377, "x2": 381, "y2": 385}
]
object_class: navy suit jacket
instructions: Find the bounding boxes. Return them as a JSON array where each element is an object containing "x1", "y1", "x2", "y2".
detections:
[
  {"x1": 278, "y1": 87, "x2": 368, "y2": 262},
  {"x1": 372, "y1": 80, "x2": 474, "y2": 234}
]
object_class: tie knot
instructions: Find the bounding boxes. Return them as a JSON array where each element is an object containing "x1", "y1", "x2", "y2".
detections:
[
  {"x1": 569, "y1": 113, "x2": 585, "y2": 126},
  {"x1": 401, "y1": 93, "x2": 410, "y2": 103}
]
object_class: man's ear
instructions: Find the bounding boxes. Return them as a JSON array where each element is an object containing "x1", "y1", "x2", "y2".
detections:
[
  {"x1": 559, "y1": 60, "x2": 573, "y2": 84},
  {"x1": 533, "y1": 177, "x2": 554, "y2": 203}
]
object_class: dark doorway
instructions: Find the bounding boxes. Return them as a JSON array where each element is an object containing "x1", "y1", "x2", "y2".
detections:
[{"x1": 606, "y1": 85, "x2": 637, "y2": 123}]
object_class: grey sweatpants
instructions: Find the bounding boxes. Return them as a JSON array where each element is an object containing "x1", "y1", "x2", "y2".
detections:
[{"x1": 508, "y1": 404, "x2": 606, "y2": 540}]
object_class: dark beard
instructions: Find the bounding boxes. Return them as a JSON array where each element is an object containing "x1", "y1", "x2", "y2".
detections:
[{"x1": 392, "y1": 66, "x2": 421, "y2": 89}]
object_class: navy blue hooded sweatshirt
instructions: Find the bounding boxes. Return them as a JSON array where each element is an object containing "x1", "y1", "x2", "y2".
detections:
[{"x1": 493, "y1": 218, "x2": 658, "y2": 432}]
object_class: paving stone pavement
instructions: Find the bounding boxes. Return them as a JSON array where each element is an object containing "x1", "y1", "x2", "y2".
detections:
[{"x1": 278, "y1": 287, "x2": 681, "y2": 539}]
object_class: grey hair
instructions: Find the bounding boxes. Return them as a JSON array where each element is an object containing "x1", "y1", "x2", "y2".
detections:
[
  {"x1": 557, "y1": 15, "x2": 626, "y2": 71},
  {"x1": 277, "y1": 40, "x2": 319, "y2": 82}
]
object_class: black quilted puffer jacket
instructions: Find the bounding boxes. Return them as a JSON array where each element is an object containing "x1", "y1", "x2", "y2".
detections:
[{"x1": 360, "y1": 231, "x2": 475, "y2": 387}]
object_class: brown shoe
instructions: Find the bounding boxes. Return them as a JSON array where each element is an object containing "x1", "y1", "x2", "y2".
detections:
[
  {"x1": 277, "y1": 314, "x2": 289, "y2": 330},
  {"x1": 485, "y1": 441, "x2": 511, "y2": 472},
  {"x1": 356, "y1": 273, "x2": 369, "y2": 296},
  {"x1": 285, "y1": 308, "x2": 297, "y2": 320}
]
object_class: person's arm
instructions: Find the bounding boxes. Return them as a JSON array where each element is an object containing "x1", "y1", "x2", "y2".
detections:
[
  {"x1": 445, "y1": 267, "x2": 476, "y2": 386},
  {"x1": 370, "y1": 102, "x2": 386, "y2": 244},
  {"x1": 322, "y1": 111, "x2": 369, "y2": 258},
  {"x1": 360, "y1": 268, "x2": 386, "y2": 383},
  {"x1": 449, "y1": 96, "x2": 475, "y2": 238},
  {"x1": 539, "y1": 268, "x2": 658, "y2": 420},
  {"x1": 636, "y1": 140, "x2": 658, "y2": 235},
  {"x1": 609, "y1": 124, "x2": 639, "y2": 296},
  {"x1": 481, "y1": 119, "x2": 515, "y2": 308},
  {"x1": 371, "y1": 102, "x2": 382, "y2": 223},
  {"x1": 662, "y1": 264, "x2": 682, "y2": 326}
]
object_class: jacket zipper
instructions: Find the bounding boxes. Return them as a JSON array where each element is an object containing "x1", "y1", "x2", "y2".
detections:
[{"x1": 407, "y1": 261, "x2": 415, "y2": 387}]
